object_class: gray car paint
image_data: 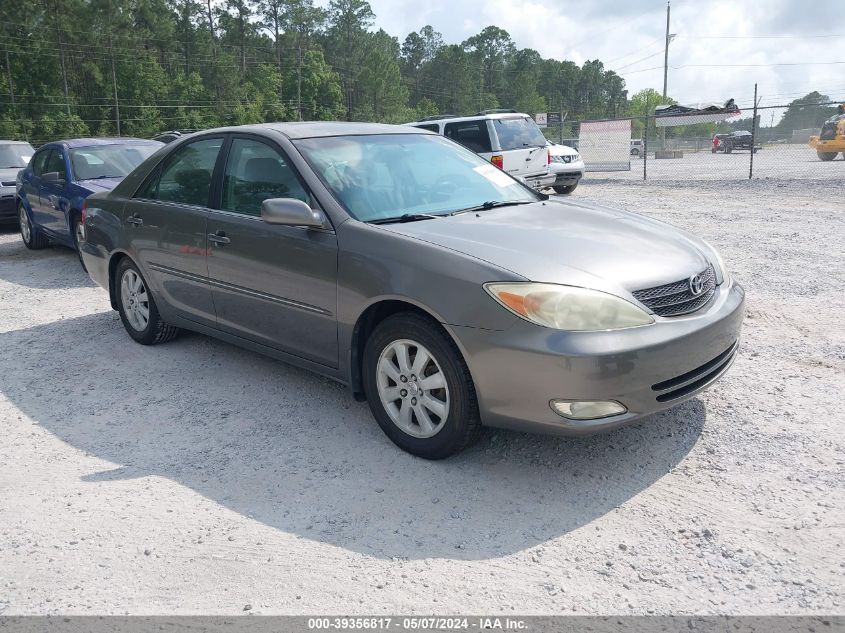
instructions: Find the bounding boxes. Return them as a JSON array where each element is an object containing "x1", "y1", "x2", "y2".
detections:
[{"x1": 80, "y1": 122, "x2": 745, "y2": 436}]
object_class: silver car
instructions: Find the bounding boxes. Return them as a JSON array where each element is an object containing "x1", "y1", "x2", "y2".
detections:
[{"x1": 80, "y1": 122, "x2": 745, "y2": 459}]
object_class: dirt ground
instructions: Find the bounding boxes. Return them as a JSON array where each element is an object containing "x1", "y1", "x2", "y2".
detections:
[{"x1": 0, "y1": 177, "x2": 843, "y2": 615}]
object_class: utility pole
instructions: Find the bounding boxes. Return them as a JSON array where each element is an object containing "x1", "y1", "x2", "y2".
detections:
[
  {"x1": 4, "y1": 50, "x2": 15, "y2": 119},
  {"x1": 662, "y1": 1, "x2": 670, "y2": 102},
  {"x1": 297, "y1": 47, "x2": 302, "y2": 121}
]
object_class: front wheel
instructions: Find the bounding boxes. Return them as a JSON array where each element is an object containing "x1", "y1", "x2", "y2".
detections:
[
  {"x1": 553, "y1": 183, "x2": 578, "y2": 194},
  {"x1": 817, "y1": 151, "x2": 837, "y2": 161},
  {"x1": 115, "y1": 258, "x2": 179, "y2": 345},
  {"x1": 19, "y1": 203, "x2": 48, "y2": 250},
  {"x1": 362, "y1": 313, "x2": 481, "y2": 459}
]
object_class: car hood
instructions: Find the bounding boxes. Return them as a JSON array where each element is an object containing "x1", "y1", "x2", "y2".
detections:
[
  {"x1": 377, "y1": 199, "x2": 712, "y2": 296},
  {"x1": 76, "y1": 177, "x2": 125, "y2": 193},
  {"x1": 549, "y1": 144, "x2": 578, "y2": 157},
  {"x1": 0, "y1": 167, "x2": 23, "y2": 185}
]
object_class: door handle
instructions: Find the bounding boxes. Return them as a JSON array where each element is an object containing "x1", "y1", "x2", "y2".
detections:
[
  {"x1": 126, "y1": 214, "x2": 143, "y2": 226},
  {"x1": 208, "y1": 231, "x2": 230, "y2": 245}
]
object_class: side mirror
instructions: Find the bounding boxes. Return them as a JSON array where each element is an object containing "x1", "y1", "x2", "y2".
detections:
[
  {"x1": 261, "y1": 198, "x2": 324, "y2": 228},
  {"x1": 42, "y1": 171, "x2": 65, "y2": 183}
]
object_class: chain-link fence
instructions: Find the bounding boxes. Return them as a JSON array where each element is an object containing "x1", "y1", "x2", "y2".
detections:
[{"x1": 543, "y1": 101, "x2": 845, "y2": 182}]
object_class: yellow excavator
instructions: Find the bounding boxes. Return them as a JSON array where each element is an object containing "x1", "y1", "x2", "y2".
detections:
[{"x1": 809, "y1": 103, "x2": 845, "y2": 161}]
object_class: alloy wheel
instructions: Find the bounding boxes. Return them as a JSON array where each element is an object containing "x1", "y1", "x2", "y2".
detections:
[
  {"x1": 120, "y1": 269, "x2": 150, "y2": 332},
  {"x1": 19, "y1": 206, "x2": 31, "y2": 244},
  {"x1": 377, "y1": 339, "x2": 450, "y2": 438}
]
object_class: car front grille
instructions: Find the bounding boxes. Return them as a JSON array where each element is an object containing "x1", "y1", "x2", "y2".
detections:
[
  {"x1": 632, "y1": 265, "x2": 716, "y2": 317},
  {"x1": 651, "y1": 341, "x2": 739, "y2": 402},
  {"x1": 1, "y1": 181, "x2": 16, "y2": 187}
]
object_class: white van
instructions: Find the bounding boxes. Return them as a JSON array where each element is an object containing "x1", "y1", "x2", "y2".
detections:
[{"x1": 407, "y1": 110, "x2": 554, "y2": 191}]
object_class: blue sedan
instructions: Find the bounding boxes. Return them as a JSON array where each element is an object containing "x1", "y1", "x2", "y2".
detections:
[{"x1": 17, "y1": 137, "x2": 162, "y2": 265}]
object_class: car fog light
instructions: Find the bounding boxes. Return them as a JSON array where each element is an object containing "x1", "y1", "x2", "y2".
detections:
[{"x1": 550, "y1": 400, "x2": 627, "y2": 420}]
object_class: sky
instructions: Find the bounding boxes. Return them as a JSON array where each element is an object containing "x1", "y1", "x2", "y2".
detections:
[{"x1": 346, "y1": 0, "x2": 845, "y2": 114}]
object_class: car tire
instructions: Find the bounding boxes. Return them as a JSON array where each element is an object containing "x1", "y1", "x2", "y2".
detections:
[
  {"x1": 817, "y1": 151, "x2": 837, "y2": 161},
  {"x1": 362, "y1": 312, "x2": 481, "y2": 459},
  {"x1": 553, "y1": 183, "x2": 578, "y2": 194},
  {"x1": 115, "y1": 257, "x2": 179, "y2": 345},
  {"x1": 71, "y1": 215, "x2": 87, "y2": 272},
  {"x1": 18, "y1": 202, "x2": 48, "y2": 250}
]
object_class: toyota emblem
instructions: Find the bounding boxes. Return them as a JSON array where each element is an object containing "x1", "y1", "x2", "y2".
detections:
[{"x1": 689, "y1": 274, "x2": 704, "y2": 296}]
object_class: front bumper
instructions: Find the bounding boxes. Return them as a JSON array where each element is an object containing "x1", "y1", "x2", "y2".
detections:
[
  {"x1": 0, "y1": 191, "x2": 16, "y2": 221},
  {"x1": 451, "y1": 280, "x2": 745, "y2": 436}
]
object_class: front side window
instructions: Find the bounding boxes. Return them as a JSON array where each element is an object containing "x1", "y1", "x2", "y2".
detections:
[
  {"x1": 30, "y1": 150, "x2": 50, "y2": 177},
  {"x1": 221, "y1": 138, "x2": 308, "y2": 217},
  {"x1": 70, "y1": 144, "x2": 160, "y2": 181},
  {"x1": 443, "y1": 121, "x2": 492, "y2": 153},
  {"x1": 0, "y1": 144, "x2": 33, "y2": 169},
  {"x1": 141, "y1": 138, "x2": 223, "y2": 206},
  {"x1": 44, "y1": 150, "x2": 67, "y2": 179},
  {"x1": 295, "y1": 133, "x2": 539, "y2": 223},
  {"x1": 493, "y1": 116, "x2": 547, "y2": 150}
]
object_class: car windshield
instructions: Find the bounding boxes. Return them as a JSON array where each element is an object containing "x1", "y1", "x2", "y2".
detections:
[
  {"x1": 0, "y1": 144, "x2": 34, "y2": 168},
  {"x1": 294, "y1": 133, "x2": 539, "y2": 222},
  {"x1": 493, "y1": 117, "x2": 547, "y2": 150},
  {"x1": 69, "y1": 143, "x2": 160, "y2": 180}
]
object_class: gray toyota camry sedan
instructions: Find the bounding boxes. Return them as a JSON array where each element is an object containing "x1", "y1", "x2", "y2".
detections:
[{"x1": 79, "y1": 122, "x2": 745, "y2": 459}]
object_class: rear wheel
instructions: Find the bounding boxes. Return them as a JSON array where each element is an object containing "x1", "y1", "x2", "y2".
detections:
[
  {"x1": 19, "y1": 203, "x2": 48, "y2": 250},
  {"x1": 115, "y1": 258, "x2": 179, "y2": 345},
  {"x1": 553, "y1": 183, "x2": 578, "y2": 195},
  {"x1": 817, "y1": 151, "x2": 837, "y2": 161},
  {"x1": 362, "y1": 312, "x2": 480, "y2": 459},
  {"x1": 72, "y1": 215, "x2": 87, "y2": 271}
]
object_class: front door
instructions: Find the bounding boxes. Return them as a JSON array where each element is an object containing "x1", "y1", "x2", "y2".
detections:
[
  {"x1": 38, "y1": 149, "x2": 70, "y2": 235},
  {"x1": 124, "y1": 136, "x2": 224, "y2": 327},
  {"x1": 205, "y1": 136, "x2": 339, "y2": 368}
]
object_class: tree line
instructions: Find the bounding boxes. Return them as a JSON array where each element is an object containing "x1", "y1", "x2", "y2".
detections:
[
  {"x1": 0, "y1": 0, "x2": 837, "y2": 146},
  {"x1": 0, "y1": 0, "x2": 628, "y2": 143}
]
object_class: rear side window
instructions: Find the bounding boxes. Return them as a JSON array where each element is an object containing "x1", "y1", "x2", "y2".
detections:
[
  {"x1": 221, "y1": 138, "x2": 308, "y2": 217},
  {"x1": 415, "y1": 124, "x2": 439, "y2": 133},
  {"x1": 139, "y1": 138, "x2": 223, "y2": 206},
  {"x1": 493, "y1": 117, "x2": 547, "y2": 150},
  {"x1": 444, "y1": 121, "x2": 492, "y2": 153},
  {"x1": 31, "y1": 150, "x2": 50, "y2": 177},
  {"x1": 44, "y1": 150, "x2": 67, "y2": 179}
]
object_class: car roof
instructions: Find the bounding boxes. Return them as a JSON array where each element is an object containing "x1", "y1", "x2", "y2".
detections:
[
  {"x1": 407, "y1": 112, "x2": 532, "y2": 126},
  {"x1": 0, "y1": 139, "x2": 33, "y2": 145},
  {"x1": 51, "y1": 137, "x2": 162, "y2": 149},
  {"x1": 202, "y1": 121, "x2": 435, "y2": 140}
]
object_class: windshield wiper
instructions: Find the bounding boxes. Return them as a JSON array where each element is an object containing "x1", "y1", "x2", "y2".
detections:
[
  {"x1": 367, "y1": 213, "x2": 445, "y2": 225},
  {"x1": 450, "y1": 200, "x2": 532, "y2": 216},
  {"x1": 84, "y1": 175, "x2": 121, "y2": 180}
]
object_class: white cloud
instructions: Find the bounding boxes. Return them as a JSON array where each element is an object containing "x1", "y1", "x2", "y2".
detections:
[{"x1": 359, "y1": 0, "x2": 845, "y2": 110}]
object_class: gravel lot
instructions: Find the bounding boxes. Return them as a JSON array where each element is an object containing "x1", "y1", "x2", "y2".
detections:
[{"x1": 0, "y1": 178, "x2": 843, "y2": 616}]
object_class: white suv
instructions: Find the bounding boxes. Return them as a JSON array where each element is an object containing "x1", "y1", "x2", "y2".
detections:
[{"x1": 408, "y1": 110, "x2": 554, "y2": 191}]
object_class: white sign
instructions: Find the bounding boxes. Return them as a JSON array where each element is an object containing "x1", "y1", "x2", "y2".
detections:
[
  {"x1": 579, "y1": 119, "x2": 632, "y2": 172},
  {"x1": 534, "y1": 112, "x2": 547, "y2": 126}
]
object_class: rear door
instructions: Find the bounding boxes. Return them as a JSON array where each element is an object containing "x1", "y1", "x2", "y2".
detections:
[
  {"x1": 123, "y1": 136, "x2": 224, "y2": 327},
  {"x1": 22, "y1": 148, "x2": 49, "y2": 225},
  {"x1": 489, "y1": 116, "x2": 549, "y2": 178},
  {"x1": 205, "y1": 135, "x2": 339, "y2": 368}
]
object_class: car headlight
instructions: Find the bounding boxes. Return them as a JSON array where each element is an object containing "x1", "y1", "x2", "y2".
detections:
[
  {"x1": 484, "y1": 282, "x2": 654, "y2": 331},
  {"x1": 701, "y1": 239, "x2": 730, "y2": 284}
]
